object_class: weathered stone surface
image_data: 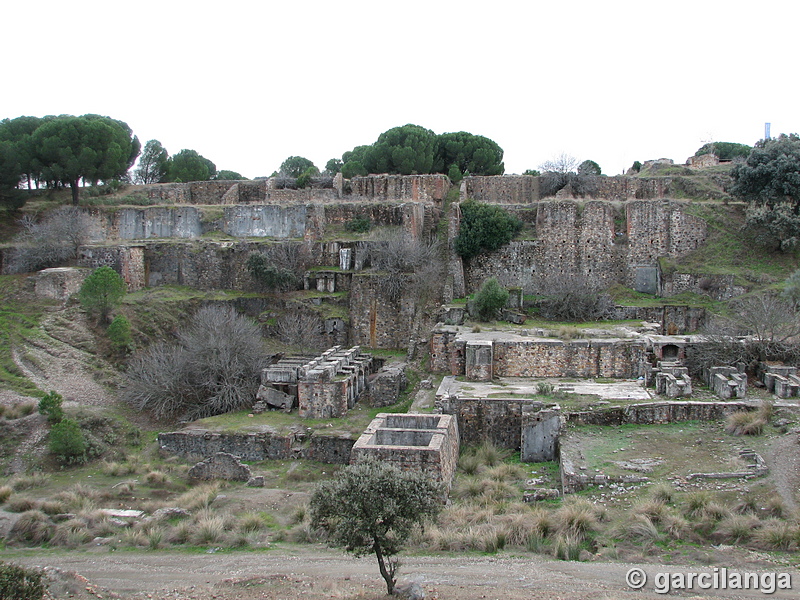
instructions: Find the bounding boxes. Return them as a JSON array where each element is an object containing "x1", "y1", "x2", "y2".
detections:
[
  {"x1": 247, "y1": 476, "x2": 265, "y2": 487},
  {"x1": 33, "y1": 267, "x2": 90, "y2": 301},
  {"x1": 158, "y1": 430, "x2": 355, "y2": 464},
  {"x1": 523, "y1": 488, "x2": 561, "y2": 502},
  {"x1": 395, "y1": 581, "x2": 426, "y2": 600},
  {"x1": 521, "y1": 407, "x2": 562, "y2": 462},
  {"x1": 188, "y1": 452, "x2": 252, "y2": 482},
  {"x1": 368, "y1": 363, "x2": 407, "y2": 407},
  {"x1": 351, "y1": 413, "x2": 459, "y2": 487}
]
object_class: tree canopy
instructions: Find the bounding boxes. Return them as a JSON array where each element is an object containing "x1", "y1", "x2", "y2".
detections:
[
  {"x1": 694, "y1": 141, "x2": 752, "y2": 161},
  {"x1": 135, "y1": 139, "x2": 169, "y2": 184},
  {"x1": 577, "y1": 159, "x2": 601, "y2": 176},
  {"x1": 279, "y1": 156, "x2": 317, "y2": 178},
  {"x1": 30, "y1": 114, "x2": 140, "y2": 204},
  {"x1": 214, "y1": 170, "x2": 245, "y2": 180},
  {"x1": 731, "y1": 134, "x2": 800, "y2": 206},
  {"x1": 165, "y1": 149, "x2": 216, "y2": 182},
  {"x1": 433, "y1": 131, "x2": 504, "y2": 178},
  {"x1": 78, "y1": 266, "x2": 127, "y2": 322},
  {"x1": 339, "y1": 125, "x2": 505, "y2": 179},
  {"x1": 310, "y1": 459, "x2": 441, "y2": 595}
]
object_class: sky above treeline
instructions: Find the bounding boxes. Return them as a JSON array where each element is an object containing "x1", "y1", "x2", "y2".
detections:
[{"x1": 3, "y1": 0, "x2": 797, "y2": 179}]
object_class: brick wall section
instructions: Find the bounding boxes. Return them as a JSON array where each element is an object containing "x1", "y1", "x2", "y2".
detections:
[
  {"x1": 349, "y1": 274, "x2": 418, "y2": 349},
  {"x1": 78, "y1": 245, "x2": 146, "y2": 291},
  {"x1": 626, "y1": 200, "x2": 707, "y2": 265},
  {"x1": 493, "y1": 339, "x2": 647, "y2": 379},
  {"x1": 461, "y1": 175, "x2": 673, "y2": 203}
]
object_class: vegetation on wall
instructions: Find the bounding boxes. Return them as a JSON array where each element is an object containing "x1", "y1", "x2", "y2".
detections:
[{"x1": 454, "y1": 199, "x2": 523, "y2": 259}]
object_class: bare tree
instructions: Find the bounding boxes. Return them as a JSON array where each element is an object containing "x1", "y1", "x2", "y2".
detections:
[
  {"x1": 123, "y1": 306, "x2": 268, "y2": 420},
  {"x1": 685, "y1": 292, "x2": 800, "y2": 376},
  {"x1": 8, "y1": 206, "x2": 99, "y2": 273},
  {"x1": 364, "y1": 232, "x2": 445, "y2": 304},
  {"x1": 246, "y1": 242, "x2": 313, "y2": 292},
  {"x1": 539, "y1": 153, "x2": 580, "y2": 175},
  {"x1": 537, "y1": 273, "x2": 614, "y2": 322},
  {"x1": 274, "y1": 311, "x2": 323, "y2": 352}
]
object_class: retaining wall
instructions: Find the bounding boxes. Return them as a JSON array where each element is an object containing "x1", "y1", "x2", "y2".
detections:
[{"x1": 157, "y1": 430, "x2": 355, "y2": 464}]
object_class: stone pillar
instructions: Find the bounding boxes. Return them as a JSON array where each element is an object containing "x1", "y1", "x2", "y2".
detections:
[
  {"x1": 521, "y1": 406, "x2": 561, "y2": 462},
  {"x1": 465, "y1": 340, "x2": 493, "y2": 381}
]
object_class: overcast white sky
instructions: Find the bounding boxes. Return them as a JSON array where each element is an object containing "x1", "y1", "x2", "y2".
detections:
[{"x1": 3, "y1": 0, "x2": 797, "y2": 179}]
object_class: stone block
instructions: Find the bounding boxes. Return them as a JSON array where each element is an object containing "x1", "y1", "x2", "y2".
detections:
[
  {"x1": 188, "y1": 452, "x2": 252, "y2": 481},
  {"x1": 465, "y1": 340, "x2": 493, "y2": 381},
  {"x1": 521, "y1": 406, "x2": 562, "y2": 462}
]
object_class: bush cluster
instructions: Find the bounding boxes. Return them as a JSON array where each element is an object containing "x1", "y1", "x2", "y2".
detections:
[{"x1": 454, "y1": 200, "x2": 522, "y2": 260}]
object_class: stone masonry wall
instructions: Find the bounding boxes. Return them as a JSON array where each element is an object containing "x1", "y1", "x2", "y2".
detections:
[
  {"x1": 436, "y1": 397, "x2": 528, "y2": 450},
  {"x1": 78, "y1": 245, "x2": 146, "y2": 291},
  {"x1": 461, "y1": 175, "x2": 673, "y2": 203},
  {"x1": 158, "y1": 430, "x2": 355, "y2": 464},
  {"x1": 493, "y1": 339, "x2": 647, "y2": 379},
  {"x1": 350, "y1": 175, "x2": 450, "y2": 203},
  {"x1": 461, "y1": 200, "x2": 706, "y2": 295},
  {"x1": 429, "y1": 330, "x2": 647, "y2": 379}
]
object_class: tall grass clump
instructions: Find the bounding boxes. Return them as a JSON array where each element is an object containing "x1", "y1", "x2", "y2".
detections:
[
  {"x1": 8, "y1": 510, "x2": 54, "y2": 545},
  {"x1": 725, "y1": 400, "x2": 773, "y2": 436}
]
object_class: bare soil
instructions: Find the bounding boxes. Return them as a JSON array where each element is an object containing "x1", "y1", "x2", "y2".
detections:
[{"x1": 8, "y1": 545, "x2": 800, "y2": 600}]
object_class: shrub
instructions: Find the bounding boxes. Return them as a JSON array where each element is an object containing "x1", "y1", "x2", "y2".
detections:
[
  {"x1": 78, "y1": 266, "x2": 127, "y2": 322},
  {"x1": 107, "y1": 315, "x2": 133, "y2": 352},
  {"x1": 48, "y1": 419, "x2": 87, "y2": 464},
  {"x1": 345, "y1": 215, "x2": 371, "y2": 233},
  {"x1": 536, "y1": 382, "x2": 554, "y2": 395},
  {"x1": 9, "y1": 510, "x2": 54, "y2": 545},
  {"x1": 37, "y1": 390, "x2": 63, "y2": 424},
  {"x1": 473, "y1": 277, "x2": 509, "y2": 321},
  {"x1": 454, "y1": 199, "x2": 522, "y2": 259},
  {"x1": 123, "y1": 306, "x2": 268, "y2": 420},
  {"x1": 0, "y1": 561, "x2": 45, "y2": 600},
  {"x1": 725, "y1": 411, "x2": 765, "y2": 436},
  {"x1": 7, "y1": 207, "x2": 98, "y2": 274}
]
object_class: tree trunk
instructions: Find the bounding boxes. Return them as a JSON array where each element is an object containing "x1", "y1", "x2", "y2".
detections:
[
  {"x1": 70, "y1": 179, "x2": 80, "y2": 205},
  {"x1": 373, "y1": 541, "x2": 395, "y2": 595}
]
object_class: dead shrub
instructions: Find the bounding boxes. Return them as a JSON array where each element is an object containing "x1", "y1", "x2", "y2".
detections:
[
  {"x1": 5, "y1": 497, "x2": 39, "y2": 513},
  {"x1": 9, "y1": 510, "x2": 54, "y2": 544},
  {"x1": 725, "y1": 410, "x2": 766, "y2": 436}
]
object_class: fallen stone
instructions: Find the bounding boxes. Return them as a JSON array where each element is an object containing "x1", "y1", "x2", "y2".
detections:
[
  {"x1": 396, "y1": 581, "x2": 425, "y2": 600},
  {"x1": 188, "y1": 452, "x2": 252, "y2": 482},
  {"x1": 247, "y1": 476, "x2": 265, "y2": 487}
]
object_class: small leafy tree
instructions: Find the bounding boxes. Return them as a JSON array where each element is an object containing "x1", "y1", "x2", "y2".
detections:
[
  {"x1": 49, "y1": 418, "x2": 87, "y2": 464},
  {"x1": 78, "y1": 266, "x2": 127, "y2": 322},
  {"x1": 454, "y1": 200, "x2": 523, "y2": 259},
  {"x1": 107, "y1": 314, "x2": 133, "y2": 353},
  {"x1": 0, "y1": 561, "x2": 45, "y2": 600},
  {"x1": 37, "y1": 390, "x2": 63, "y2": 424},
  {"x1": 310, "y1": 459, "x2": 441, "y2": 595},
  {"x1": 473, "y1": 277, "x2": 508, "y2": 321}
]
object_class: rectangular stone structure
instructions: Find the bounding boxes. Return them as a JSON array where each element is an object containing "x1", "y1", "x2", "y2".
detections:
[{"x1": 351, "y1": 413, "x2": 459, "y2": 487}]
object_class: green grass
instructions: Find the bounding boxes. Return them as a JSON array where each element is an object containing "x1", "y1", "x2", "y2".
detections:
[
  {"x1": 0, "y1": 276, "x2": 51, "y2": 396},
  {"x1": 677, "y1": 203, "x2": 800, "y2": 283}
]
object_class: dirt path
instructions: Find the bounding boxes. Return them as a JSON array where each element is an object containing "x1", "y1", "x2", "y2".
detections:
[
  {"x1": 764, "y1": 430, "x2": 800, "y2": 513},
  {"x1": 8, "y1": 547, "x2": 799, "y2": 600}
]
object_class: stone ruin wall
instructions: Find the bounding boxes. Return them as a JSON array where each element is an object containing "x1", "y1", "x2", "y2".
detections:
[
  {"x1": 137, "y1": 174, "x2": 449, "y2": 206},
  {"x1": 158, "y1": 430, "x2": 355, "y2": 464},
  {"x1": 460, "y1": 199, "x2": 707, "y2": 296},
  {"x1": 436, "y1": 397, "x2": 528, "y2": 450},
  {"x1": 90, "y1": 201, "x2": 436, "y2": 243},
  {"x1": 430, "y1": 331, "x2": 647, "y2": 379},
  {"x1": 461, "y1": 175, "x2": 673, "y2": 204}
]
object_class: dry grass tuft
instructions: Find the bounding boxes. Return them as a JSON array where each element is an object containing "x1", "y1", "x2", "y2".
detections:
[{"x1": 9, "y1": 510, "x2": 54, "y2": 544}]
